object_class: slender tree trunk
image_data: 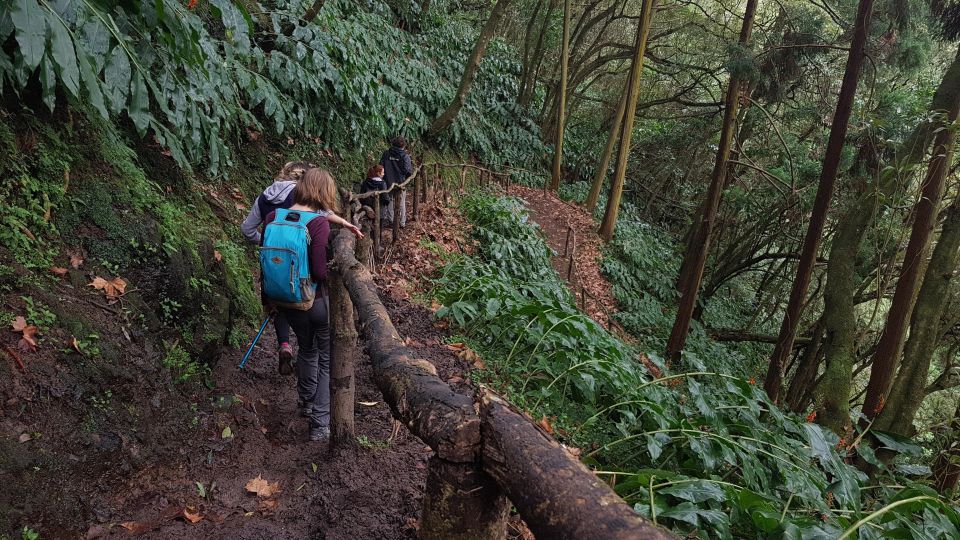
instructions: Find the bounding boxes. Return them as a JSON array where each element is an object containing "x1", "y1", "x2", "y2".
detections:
[
  {"x1": 785, "y1": 319, "x2": 825, "y2": 412},
  {"x1": 518, "y1": 0, "x2": 545, "y2": 103},
  {"x1": 874, "y1": 197, "x2": 960, "y2": 437},
  {"x1": 815, "y1": 46, "x2": 960, "y2": 433},
  {"x1": 933, "y1": 403, "x2": 960, "y2": 494},
  {"x1": 665, "y1": 0, "x2": 759, "y2": 363},
  {"x1": 597, "y1": 0, "x2": 656, "y2": 241},
  {"x1": 861, "y1": 99, "x2": 959, "y2": 423},
  {"x1": 428, "y1": 0, "x2": 514, "y2": 136},
  {"x1": 762, "y1": 0, "x2": 873, "y2": 401},
  {"x1": 585, "y1": 90, "x2": 627, "y2": 213},
  {"x1": 549, "y1": 0, "x2": 571, "y2": 191},
  {"x1": 520, "y1": 0, "x2": 557, "y2": 108}
]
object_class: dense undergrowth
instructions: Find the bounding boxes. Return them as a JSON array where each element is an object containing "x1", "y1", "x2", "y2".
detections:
[{"x1": 432, "y1": 190, "x2": 960, "y2": 539}]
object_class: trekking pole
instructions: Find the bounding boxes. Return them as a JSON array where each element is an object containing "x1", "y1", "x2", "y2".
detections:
[{"x1": 239, "y1": 315, "x2": 272, "y2": 369}]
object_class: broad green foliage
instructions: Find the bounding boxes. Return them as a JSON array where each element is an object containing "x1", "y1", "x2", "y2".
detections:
[
  {"x1": 434, "y1": 191, "x2": 960, "y2": 538},
  {"x1": 0, "y1": 0, "x2": 546, "y2": 173}
]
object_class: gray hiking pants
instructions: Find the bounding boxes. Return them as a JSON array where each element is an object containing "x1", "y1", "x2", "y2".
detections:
[
  {"x1": 280, "y1": 296, "x2": 330, "y2": 429},
  {"x1": 383, "y1": 190, "x2": 407, "y2": 227}
]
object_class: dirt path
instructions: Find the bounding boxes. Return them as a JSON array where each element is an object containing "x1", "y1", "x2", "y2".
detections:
[{"x1": 509, "y1": 185, "x2": 619, "y2": 330}]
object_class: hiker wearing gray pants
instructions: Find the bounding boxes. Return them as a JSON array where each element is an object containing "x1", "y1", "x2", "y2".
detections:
[{"x1": 281, "y1": 296, "x2": 330, "y2": 438}]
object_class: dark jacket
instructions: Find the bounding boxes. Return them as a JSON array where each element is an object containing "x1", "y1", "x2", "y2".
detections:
[
  {"x1": 361, "y1": 176, "x2": 392, "y2": 206},
  {"x1": 380, "y1": 146, "x2": 413, "y2": 187}
]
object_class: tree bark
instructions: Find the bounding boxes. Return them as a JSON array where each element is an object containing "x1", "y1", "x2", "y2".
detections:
[
  {"x1": 427, "y1": 0, "x2": 514, "y2": 136},
  {"x1": 585, "y1": 89, "x2": 627, "y2": 213},
  {"x1": 480, "y1": 391, "x2": 674, "y2": 539},
  {"x1": 933, "y1": 402, "x2": 960, "y2": 494},
  {"x1": 329, "y1": 268, "x2": 357, "y2": 449},
  {"x1": 519, "y1": 0, "x2": 558, "y2": 108},
  {"x1": 665, "y1": 0, "x2": 759, "y2": 363},
  {"x1": 597, "y1": 0, "x2": 656, "y2": 241},
  {"x1": 785, "y1": 320, "x2": 825, "y2": 413},
  {"x1": 333, "y1": 231, "x2": 480, "y2": 462},
  {"x1": 815, "y1": 45, "x2": 960, "y2": 433},
  {"x1": 420, "y1": 456, "x2": 511, "y2": 540},
  {"x1": 762, "y1": 0, "x2": 873, "y2": 401},
  {"x1": 548, "y1": 0, "x2": 571, "y2": 192},
  {"x1": 861, "y1": 100, "x2": 959, "y2": 423},
  {"x1": 874, "y1": 197, "x2": 960, "y2": 437}
]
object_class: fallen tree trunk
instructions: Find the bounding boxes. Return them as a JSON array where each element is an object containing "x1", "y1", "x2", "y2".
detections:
[
  {"x1": 333, "y1": 230, "x2": 480, "y2": 462},
  {"x1": 480, "y1": 391, "x2": 674, "y2": 539}
]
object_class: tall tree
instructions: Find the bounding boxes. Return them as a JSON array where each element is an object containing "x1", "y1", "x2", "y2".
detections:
[
  {"x1": 815, "y1": 47, "x2": 960, "y2": 433},
  {"x1": 427, "y1": 0, "x2": 514, "y2": 137},
  {"x1": 860, "y1": 95, "x2": 959, "y2": 424},
  {"x1": 549, "y1": 0, "x2": 572, "y2": 191},
  {"x1": 597, "y1": 0, "x2": 655, "y2": 241},
  {"x1": 664, "y1": 0, "x2": 759, "y2": 363},
  {"x1": 585, "y1": 90, "x2": 627, "y2": 212},
  {"x1": 762, "y1": 0, "x2": 874, "y2": 401},
  {"x1": 874, "y1": 196, "x2": 960, "y2": 437}
]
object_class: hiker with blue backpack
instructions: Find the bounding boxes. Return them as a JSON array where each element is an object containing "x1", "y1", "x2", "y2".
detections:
[
  {"x1": 260, "y1": 167, "x2": 345, "y2": 442},
  {"x1": 242, "y1": 161, "x2": 361, "y2": 375}
]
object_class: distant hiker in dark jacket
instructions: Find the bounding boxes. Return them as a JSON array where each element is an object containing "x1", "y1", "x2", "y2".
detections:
[
  {"x1": 262, "y1": 168, "x2": 338, "y2": 442},
  {"x1": 379, "y1": 136, "x2": 413, "y2": 227},
  {"x1": 241, "y1": 161, "x2": 361, "y2": 375},
  {"x1": 360, "y1": 164, "x2": 392, "y2": 221}
]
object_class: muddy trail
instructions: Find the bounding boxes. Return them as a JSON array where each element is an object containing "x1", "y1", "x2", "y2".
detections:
[{"x1": 91, "y1": 290, "x2": 474, "y2": 540}]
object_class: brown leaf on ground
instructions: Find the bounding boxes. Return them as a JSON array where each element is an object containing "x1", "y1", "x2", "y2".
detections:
[
  {"x1": 538, "y1": 415, "x2": 554, "y2": 435},
  {"x1": 258, "y1": 498, "x2": 279, "y2": 512},
  {"x1": 245, "y1": 475, "x2": 280, "y2": 498},
  {"x1": 70, "y1": 254, "x2": 84, "y2": 269},
  {"x1": 18, "y1": 325, "x2": 38, "y2": 352},
  {"x1": 11, "y1": 316, "x2": 27, "y2": 332},
  {"x1": 89, "y1": 276, "x2": 127, "y2": 301},
  {"x1": 18, "y1": 433, "x2": 32, "y2": 443},
  {"x1": 50, "y1": 266, "x2": 68, "y2": 277},
  {"x1": 182, "y1": 506, "x2": 203, "y2": 524},
  {"x1": 119, "y1": 522, "x2": 153, "y2": 534},
  {"x1": 214, "y1": 250, "x2": 222, "y2": 262},
  {"x1": 70, "y1": 336, "x2": 81, "y2": 353}
]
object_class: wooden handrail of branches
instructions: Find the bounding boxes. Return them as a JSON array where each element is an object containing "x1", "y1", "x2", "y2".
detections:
[{"x1": 332, "y1": 185, "x2": 673, "y2": 539}]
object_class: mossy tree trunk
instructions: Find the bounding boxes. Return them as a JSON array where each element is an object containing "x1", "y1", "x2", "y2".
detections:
[
  {"x1": 597, "y1": 0, "x2": 655, "y2": 241},
  {"x1": 815, "y1": 45, "x2": 960, "y2": 433},
  {"x1": 427, "y1": 0, "x2": 514, "y2": 137},
  {"x1": 665, "y1": 0, "x2": 759, "y2": 363},
  {"x1": 329, "y1": 268, "x2": 357, "y2": 449},
  {"x1": 548, "y1": 0, "x2": 571, "y2": 192},
  {"x1": 862, "y1": 104, "x2": 960, "y2": 425},
  {"x1": 873, "y1": 197, "x2": 960, "y2": 439},
  {"x1": 585, "y1": 90, "x2": 627, "y2": 213},
  {"x1": 762, "y1": 0, "x2": 873, "y2": 401}
]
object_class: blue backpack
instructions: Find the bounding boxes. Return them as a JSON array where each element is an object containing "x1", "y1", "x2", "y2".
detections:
[{"x1": 260, "y1": 208, "x2": 322, "y2": 310}]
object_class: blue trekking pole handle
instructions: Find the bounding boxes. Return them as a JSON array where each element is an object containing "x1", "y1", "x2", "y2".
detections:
[{"x1": 239, "y1": 315, "x2": 272, "y2": 369}]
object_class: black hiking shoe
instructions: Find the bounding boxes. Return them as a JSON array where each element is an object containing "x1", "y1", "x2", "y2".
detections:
[
  {"x1": 278, "y1": 342, "x2": 294, "y2": 375},
  {"x1": 309, "y1": 425, "x2": 330, "y2": 442}
]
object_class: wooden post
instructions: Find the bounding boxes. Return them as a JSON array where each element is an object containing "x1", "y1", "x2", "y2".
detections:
[
  {"x1": 579, "y1": 285, "x2": 586, "y2": 309},
  {"x1": 392, "y1": 188, "x2": 401, "y2": 241},
  {"x1": 329, "y1": 267, "x2": 357, "y2": 450},
  {"x1": 413, "y1": 175, "x2": 420, "y2": 221},
  {"x1": 373, "y1": 196, "x2": 381, "y2": 263},
  {"x1": 422, "y1": 167, "x2": 429, "y2": 204},
  {"x1": 562, "y1": 226, "x2": 572, "y2": 257},
  {"x1": 357, "y1": 218, "x2": 374, "y2": 271},
  {"x1": 460, "y1": 167, "x2": 467, "y2": 194},
  {"x1": 420, "y1": 456, "x2": 510, "y2": 540}
]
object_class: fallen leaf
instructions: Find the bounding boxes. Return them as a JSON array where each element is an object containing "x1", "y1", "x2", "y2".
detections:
[
  {"x1": 182, "y1": 507, "x2": 203, "y2": 524},
  {"x1": 286, "y1": 137, "x2": 295, "y2": 146},
  {"x1": 245, "y1": 475, "x2": 280, "y2": 497},
  {"x1": 119, "y1": 522, "x2": 152, "y2": 534},
  {"x1": 70, "y1": 336, "x2": 81, "y2": 353},
  {"x1": 258, "y1": 498, "x2": 278, "y2": 511},
  {"x1": 221, "y1": 426, "x2": 233, "y2": 439},
  {"x1": 358, "y1": 401, "x2": 379, "y2": 407},
  {"x1": 260, "y1": 427, "x2": 268, "y2": 434},
  {"x1": 18, "y1": 433, "x2": 32, "y2": 443},
  {"x1": 11, "y1": 316, "x2": 27, "y2": 332},
  {"x1": 213, "y1": 250, "x2": 222, "y2": 262},
  {"x1": 50, "y1": 266, "x2": 68, "y2": 277},
  {"x1": 89, "y1": 276, "x2": 128, "y2": 300},
  {"x1": 19, "y1": 325, "x2": 39, "y2": 351},
  {"x1": 445, "y1": 342, "x2": 466, "y2": 352},
  {"x1": 70, "y1": 254, "x2": 84, "y2": 269},
  {"x1": 538, "y1": 415, "x2": 554, "y2": 435}
]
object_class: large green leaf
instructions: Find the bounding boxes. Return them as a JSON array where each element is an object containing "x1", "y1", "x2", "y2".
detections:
[
  {"x1": 39, "y1": 55, "x2": 56, "y2": 111},
  {"x1": 46, "y1": 15, "x2": 80, "y2": 96},
  {"x1": 873, "y1": 431, "x2": 922, "y2": 457},
  {"x1": 129, "y1": 70, "x2": 150, "y2": 134},
  {"x1": 104, "y1": 46, "x2": 131, "y2": 114},
  {"x1": 10, "y1": 0, "x2": 46, "y2": 70},
  {"x1": 660, "y1": 480, "x2": 727, "y2": 504},
  {"x1": 77, "y1": 51, "x2": 107, "y2": 117}
]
